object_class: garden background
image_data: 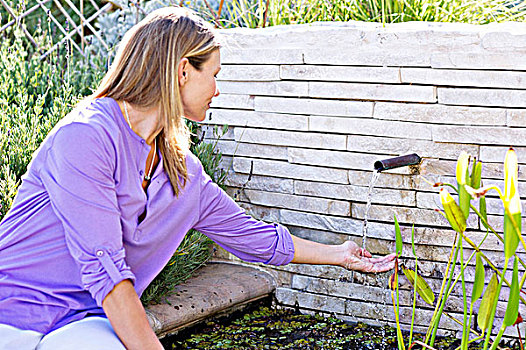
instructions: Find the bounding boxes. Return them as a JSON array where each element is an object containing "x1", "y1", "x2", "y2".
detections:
[{"x1": 2, "y1": 0, "x2": 526, "y2": 347}]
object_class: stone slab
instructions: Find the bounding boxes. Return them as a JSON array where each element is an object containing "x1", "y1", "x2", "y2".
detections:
[
  {"x1": 310, "y1": 82, "x2": 437, "y2": 103},
  {"x1": 254, "y1": 96, "x2": 374, "y2": 117},
  {"x1": 146, "y1": 262, "x2": 275, "y2": 338}
]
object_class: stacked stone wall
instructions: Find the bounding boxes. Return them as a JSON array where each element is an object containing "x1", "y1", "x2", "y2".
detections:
[{"x1": 205, "y1": 21, "x2": 526, "y2": 339}]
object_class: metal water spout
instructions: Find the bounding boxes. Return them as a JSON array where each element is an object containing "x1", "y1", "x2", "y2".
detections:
[{"x1": 374, "y1": 153, "x2": 421, "y2": 172}]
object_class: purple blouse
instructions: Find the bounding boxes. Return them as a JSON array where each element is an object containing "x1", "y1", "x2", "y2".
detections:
[{"x1": 0, "y1": 97, "x2": 295, "y2": 334}]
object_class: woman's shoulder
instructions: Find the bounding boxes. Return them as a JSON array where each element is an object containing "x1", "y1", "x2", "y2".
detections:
[{"x1": 50, "y1": 98, "x2": 121, "y2": 141}]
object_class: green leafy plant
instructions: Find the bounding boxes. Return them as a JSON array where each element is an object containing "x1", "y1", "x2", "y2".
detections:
[{"x1": 390, "y1": 149, "x2": 524, "y2": 350}]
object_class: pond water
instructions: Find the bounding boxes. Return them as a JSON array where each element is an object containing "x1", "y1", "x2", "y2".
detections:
[{"x1": 162, "y1": 300, "x2": 474, "y2": 350}]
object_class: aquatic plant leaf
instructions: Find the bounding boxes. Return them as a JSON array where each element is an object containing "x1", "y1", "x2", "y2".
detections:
[
  {"x1": 503, "y1": 258, "x2": 519, "y2": 327},
  {"x1": 471, "y1": 252, "x2": 485, "y2": 303},
  {"x1": 411, "y1": 224, "x2": 416, "y2": 257},
  {"x1": 394, "y1": 214, "x2": 403, "y2": 256},
  {"x1": 478, "y1": 273, "x2": 499, "y2": 332},
  {"x1": 504, "y1": 212, "x2": 521, "y2": 260},
  {"x1": 402, "y1": 267, "x2": 434, "y2": 305},
  {"x1": 504, "y1": 149, "x2": 521, "y2": 261},
  {"x1": 456, "y1": 152, "x2": 471, "y2": 219},
  {"x1": 440, "y1": 189, "x2": 466, "y2": 233},
  {"x1": 471, "y1": 161, "x2": 482, "y2": 190}
]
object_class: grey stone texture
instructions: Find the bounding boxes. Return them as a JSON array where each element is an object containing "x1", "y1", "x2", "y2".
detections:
[{"x1": 204, "y1": 21, "x2": 526, "y2": 337}]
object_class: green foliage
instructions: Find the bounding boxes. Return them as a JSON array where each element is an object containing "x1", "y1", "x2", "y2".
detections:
[
  {"x1": 204, "y1": 0, "x2": 526, "y2": 28},
  {"x1": 0, "y1": 27, "x2": 104, "y2": 218}
]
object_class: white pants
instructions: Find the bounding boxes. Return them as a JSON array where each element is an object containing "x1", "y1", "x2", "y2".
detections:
[{"x1": 0, "y1": 317, "x2": 126, "y2": 350}]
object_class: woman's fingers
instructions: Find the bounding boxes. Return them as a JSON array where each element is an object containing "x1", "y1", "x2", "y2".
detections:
[{"x1": 344, "y1": 253, "x2": 396, "y2": 273}]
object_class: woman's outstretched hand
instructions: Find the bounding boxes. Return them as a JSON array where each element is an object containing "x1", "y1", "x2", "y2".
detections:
[
  {"x1": 290, "y1": 235, "x2": 396, "y2": 273},
  {"x1": 339, "y1": 240, "x2": 396, "y2": 273}
]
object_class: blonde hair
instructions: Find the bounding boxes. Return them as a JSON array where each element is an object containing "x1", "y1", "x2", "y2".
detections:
[{"x1": 91, "y1": 6, "x2": 219, "y2": 195}]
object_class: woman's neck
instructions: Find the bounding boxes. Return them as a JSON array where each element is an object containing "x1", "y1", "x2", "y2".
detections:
[{"x1": 117, "y1": 100, "x2": 162, "y2": 145}]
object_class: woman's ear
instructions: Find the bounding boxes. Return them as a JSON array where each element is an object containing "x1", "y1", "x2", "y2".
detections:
[{"x1": 178, "y1": 58, "x2": 190, "y2": 86}]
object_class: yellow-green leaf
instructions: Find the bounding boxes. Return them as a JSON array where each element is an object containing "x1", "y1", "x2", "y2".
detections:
[
  {"x1": 471, "y1": 161, "x2": 482, "y2": 190},
  {"x1": 440, "y1": 188, "x2": 466, "y2": 233},
  {"x1": 503, "y1": 258, "x2": 519, "y2": 327},
  {"x1": 394, "y1": 214, "x2": 402, "y2": 256},
  {"x1": 478, "y1": 273, "x2": 499, "y2": 332},
  {"x1": 504, "y1": 211, "x2": 521, "y2": 260},
  {"x1": 471, "y1": 252, "x2": 485, "y2": 303},
  {"x1": 402, "y1": 267, "x2": 435, "y2": 305}
]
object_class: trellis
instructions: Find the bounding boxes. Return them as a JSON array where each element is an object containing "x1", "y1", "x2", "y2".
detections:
[{"x1": 0, "y1": 0, "x2": 146, "y2": 59}]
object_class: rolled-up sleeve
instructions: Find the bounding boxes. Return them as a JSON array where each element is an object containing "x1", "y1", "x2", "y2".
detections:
[
  {"x1": 39, "y1": 122, "x2": 135, "y2": 306},
  {"x1": 193, "y1": 160, "x2": 295, "y2": 266}
]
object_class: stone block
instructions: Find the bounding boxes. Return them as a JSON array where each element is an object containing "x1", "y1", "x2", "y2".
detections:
[
  {"x1": 480, "y1": 27, "x2": 526, "y2": 50},
  {"x1": 287, "y1": 226, "x2": 348, "y2": 245},
  {"x1": 309, "y1": 82, "x2": 437, "y2": 103},
  {"x1": 220, "y1": 48, "x2": 304, "y2": 64},
  {"x1": 431, "y1": 51, "x2": 526, "y2": 70},
  {"x1": 271, "y1": 261, "x2": 350, "y2": 280},
  {"x1": 210, "y1": 94, "x2": 255, "y2": 110},
  {"x1": 293, "y1": 180, "x2": 416, "y2": 207},
  {"x1": 288, "y1": 148, "x2": 378, "y2": 171},
  {"x1": 292, "y1": 275, "x2": 391, "y2": 304},
  {"x1": 233, "y1": 157, "x2": 349, "y2": 184},
  {"x1": 234, "y1": 128, "x2": 347, "y2": 150},
  {"x1": 281, "y1": 65, "x2": 401, "y2": 83},
  {"x1": 275, "y1": 288, "x2": 346, "y2": 314},
  {"x1": 304, "y1": 47, "x2": 432, "y2": 67},
  {"x1": 280, "y1": 209, "x2": 363, "y2": 235},
  {"x1": 347, "y1": 135, "x2": 479, "y2": 161},
  {"x1": 310, "y1": 116, "x2": 432, "y2": 140},
  {"x1": 217, "y1": 81, "x2": 309, "y2": 97},
  {"x1": 216, "y1": 140, "x2": 288, "y2": 160},
  {"x1": 480, "y1": 146, "x2": 526, "y2": 164},
  {"x1": 217, "y1": 64, "x2": 280, "y2": 81},
  {"x1": 415, "y1": 191, "x2": 442, "y2": 211},
  {"x1": 374, "y1": 102, "x2": 506, "y2": 126},
  {"x1": 204, "y1": 109, "x2": 308, "y2": 131},
  {"x1": 225, "y1": 173, "x2": 294, "y2": 194},
  {"x1": 432, "y1": 125, "x2": 526, "y2": 146},
  {"x1": 419, "y1": 158, "x2": 456, "y2": 178},
  {"x1": 243, "y1": 189, "x2": 350, "y2": 216},
  {"x1": 508, "y1": 109, "x2": 526, "y2": 127},
  {"x1": 438, "y1": 87, "x2": 526, "y2": 108},
  {"x1": 254, "y1": 96, "x2": 373, "y2": 117},
  {"x1": 401, "y1": 68, "x2": 526, "y2": 90}
]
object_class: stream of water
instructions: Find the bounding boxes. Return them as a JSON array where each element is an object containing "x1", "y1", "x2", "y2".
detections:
[{"x1": 362, "y1": 170, "x2": 381, "y2": 252}]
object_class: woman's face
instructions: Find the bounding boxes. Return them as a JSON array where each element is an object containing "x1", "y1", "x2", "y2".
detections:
[{"x1": 179, "y1": 49, "x2": 221, "y2": 122}]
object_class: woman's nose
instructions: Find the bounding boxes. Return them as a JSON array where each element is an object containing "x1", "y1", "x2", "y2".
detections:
[{"x1": 214, "y1": 87, "x2": 220, "y2": 97}]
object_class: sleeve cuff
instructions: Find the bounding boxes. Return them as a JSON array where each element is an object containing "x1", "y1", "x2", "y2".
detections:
[
  {"x1": 264, "y1": 224, "x2": 295, "y2": 266},
  {"x1": 82, "y1": 247, "x2": 136, "y2": 306}
]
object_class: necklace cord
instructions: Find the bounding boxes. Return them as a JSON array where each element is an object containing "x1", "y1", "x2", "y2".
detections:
[{"x1": 123, "y1": 101, "x2": 156, "y2": 181}]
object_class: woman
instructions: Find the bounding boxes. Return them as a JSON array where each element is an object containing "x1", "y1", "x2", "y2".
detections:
[{"x1": 0, "y1": 7, "x2": 395, "y2": 350}]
